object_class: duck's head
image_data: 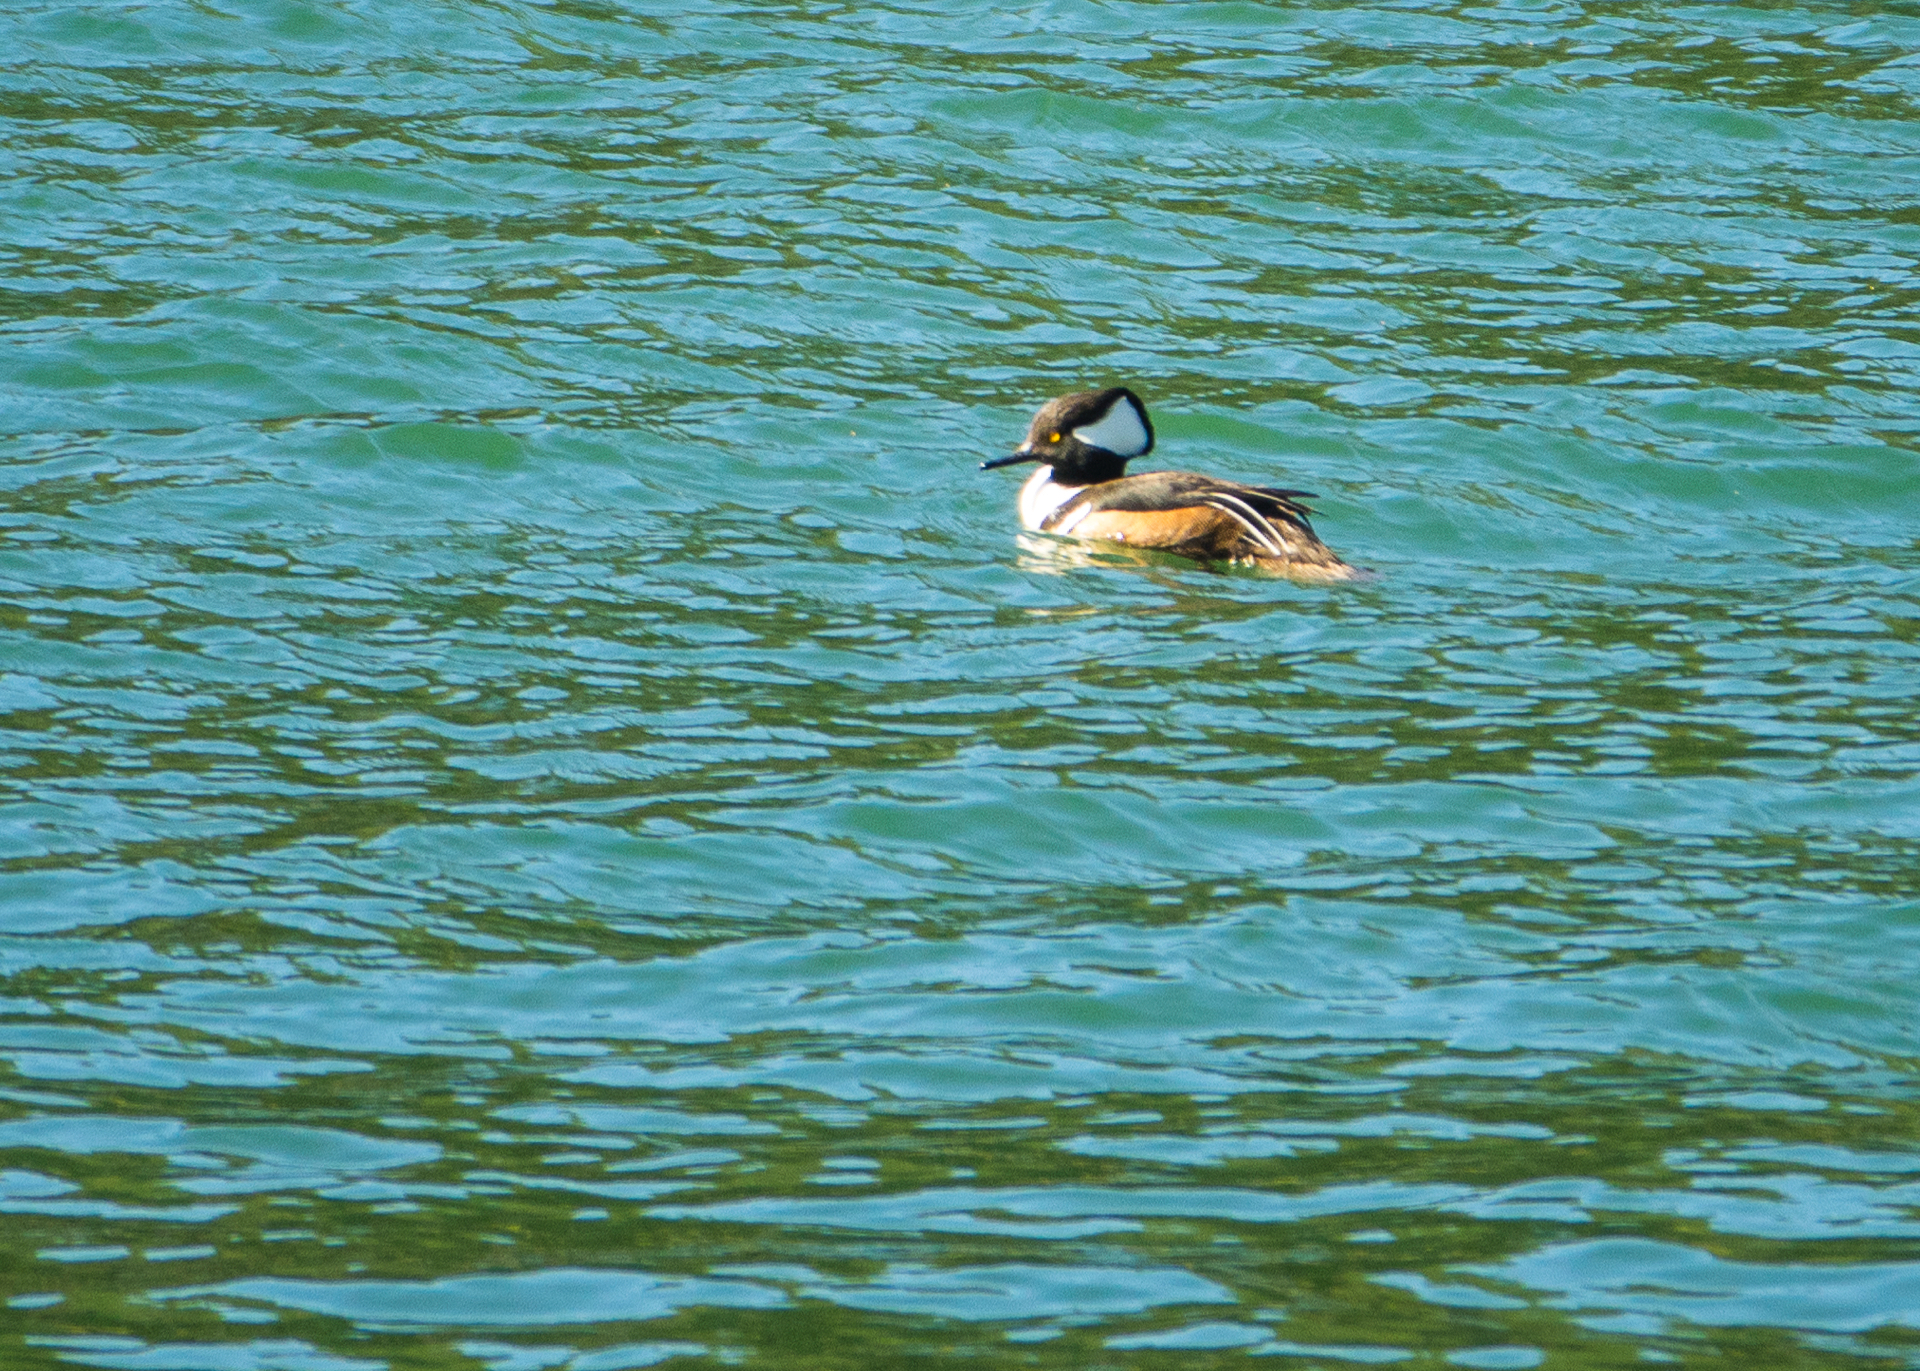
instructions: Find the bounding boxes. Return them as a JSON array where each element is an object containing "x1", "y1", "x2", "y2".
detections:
[{"x1": 981, "y1": 386, "x2": 1154, "y2": 485}]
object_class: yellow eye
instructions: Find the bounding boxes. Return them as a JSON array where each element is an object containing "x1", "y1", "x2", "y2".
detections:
[{"x1": 1048, "y1": 431, "x2": 1060, "y2": 444}]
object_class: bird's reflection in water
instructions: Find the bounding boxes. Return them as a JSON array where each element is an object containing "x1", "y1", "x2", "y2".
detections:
[{"x1": 1012, "y1": 532, "x2": 1221, "y2": 577}]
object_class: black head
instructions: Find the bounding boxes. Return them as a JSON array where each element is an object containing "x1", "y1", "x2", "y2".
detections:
[{"x1": 981, "y1": 387, "x2": 1155, "y2": 485}]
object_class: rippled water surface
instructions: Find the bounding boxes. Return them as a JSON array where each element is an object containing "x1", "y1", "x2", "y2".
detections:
[{"x1": 5, "y1": 1, "x2": 1920, "y2": 1367}]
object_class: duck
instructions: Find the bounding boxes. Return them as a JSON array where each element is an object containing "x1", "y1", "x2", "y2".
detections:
[{"x1": 982, "y1": 387, "x2": 1355, "y2": 581}]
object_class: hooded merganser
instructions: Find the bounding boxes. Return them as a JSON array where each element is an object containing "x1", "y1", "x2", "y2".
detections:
[{"x1": 982, "y1": 387, "x2": 1355, "y2": 581}]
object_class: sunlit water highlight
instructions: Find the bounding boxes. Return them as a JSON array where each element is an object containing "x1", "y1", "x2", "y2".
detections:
[{"x1": 3, "y1": 2, "x2": 1919, "y2": 1369}]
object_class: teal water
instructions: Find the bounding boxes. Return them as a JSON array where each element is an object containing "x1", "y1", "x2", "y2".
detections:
[{"x1": 4, "y1": 1, "x2": 1919, "y2": 1368}]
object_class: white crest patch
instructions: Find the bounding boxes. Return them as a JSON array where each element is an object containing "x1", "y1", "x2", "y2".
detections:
[{"x1": 1070, "y1": 394, "x2": 1150, "y2": 457}]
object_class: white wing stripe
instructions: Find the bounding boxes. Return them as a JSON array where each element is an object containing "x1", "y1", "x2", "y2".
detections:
[{"x1": 1202, "y1": 492, "x2": 1288, "y2": 556}]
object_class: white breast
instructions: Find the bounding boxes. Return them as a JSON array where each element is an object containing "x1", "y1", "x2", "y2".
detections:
[{"x1": 1017, "y1": 466, "x2": 1083, "y2": 531}]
